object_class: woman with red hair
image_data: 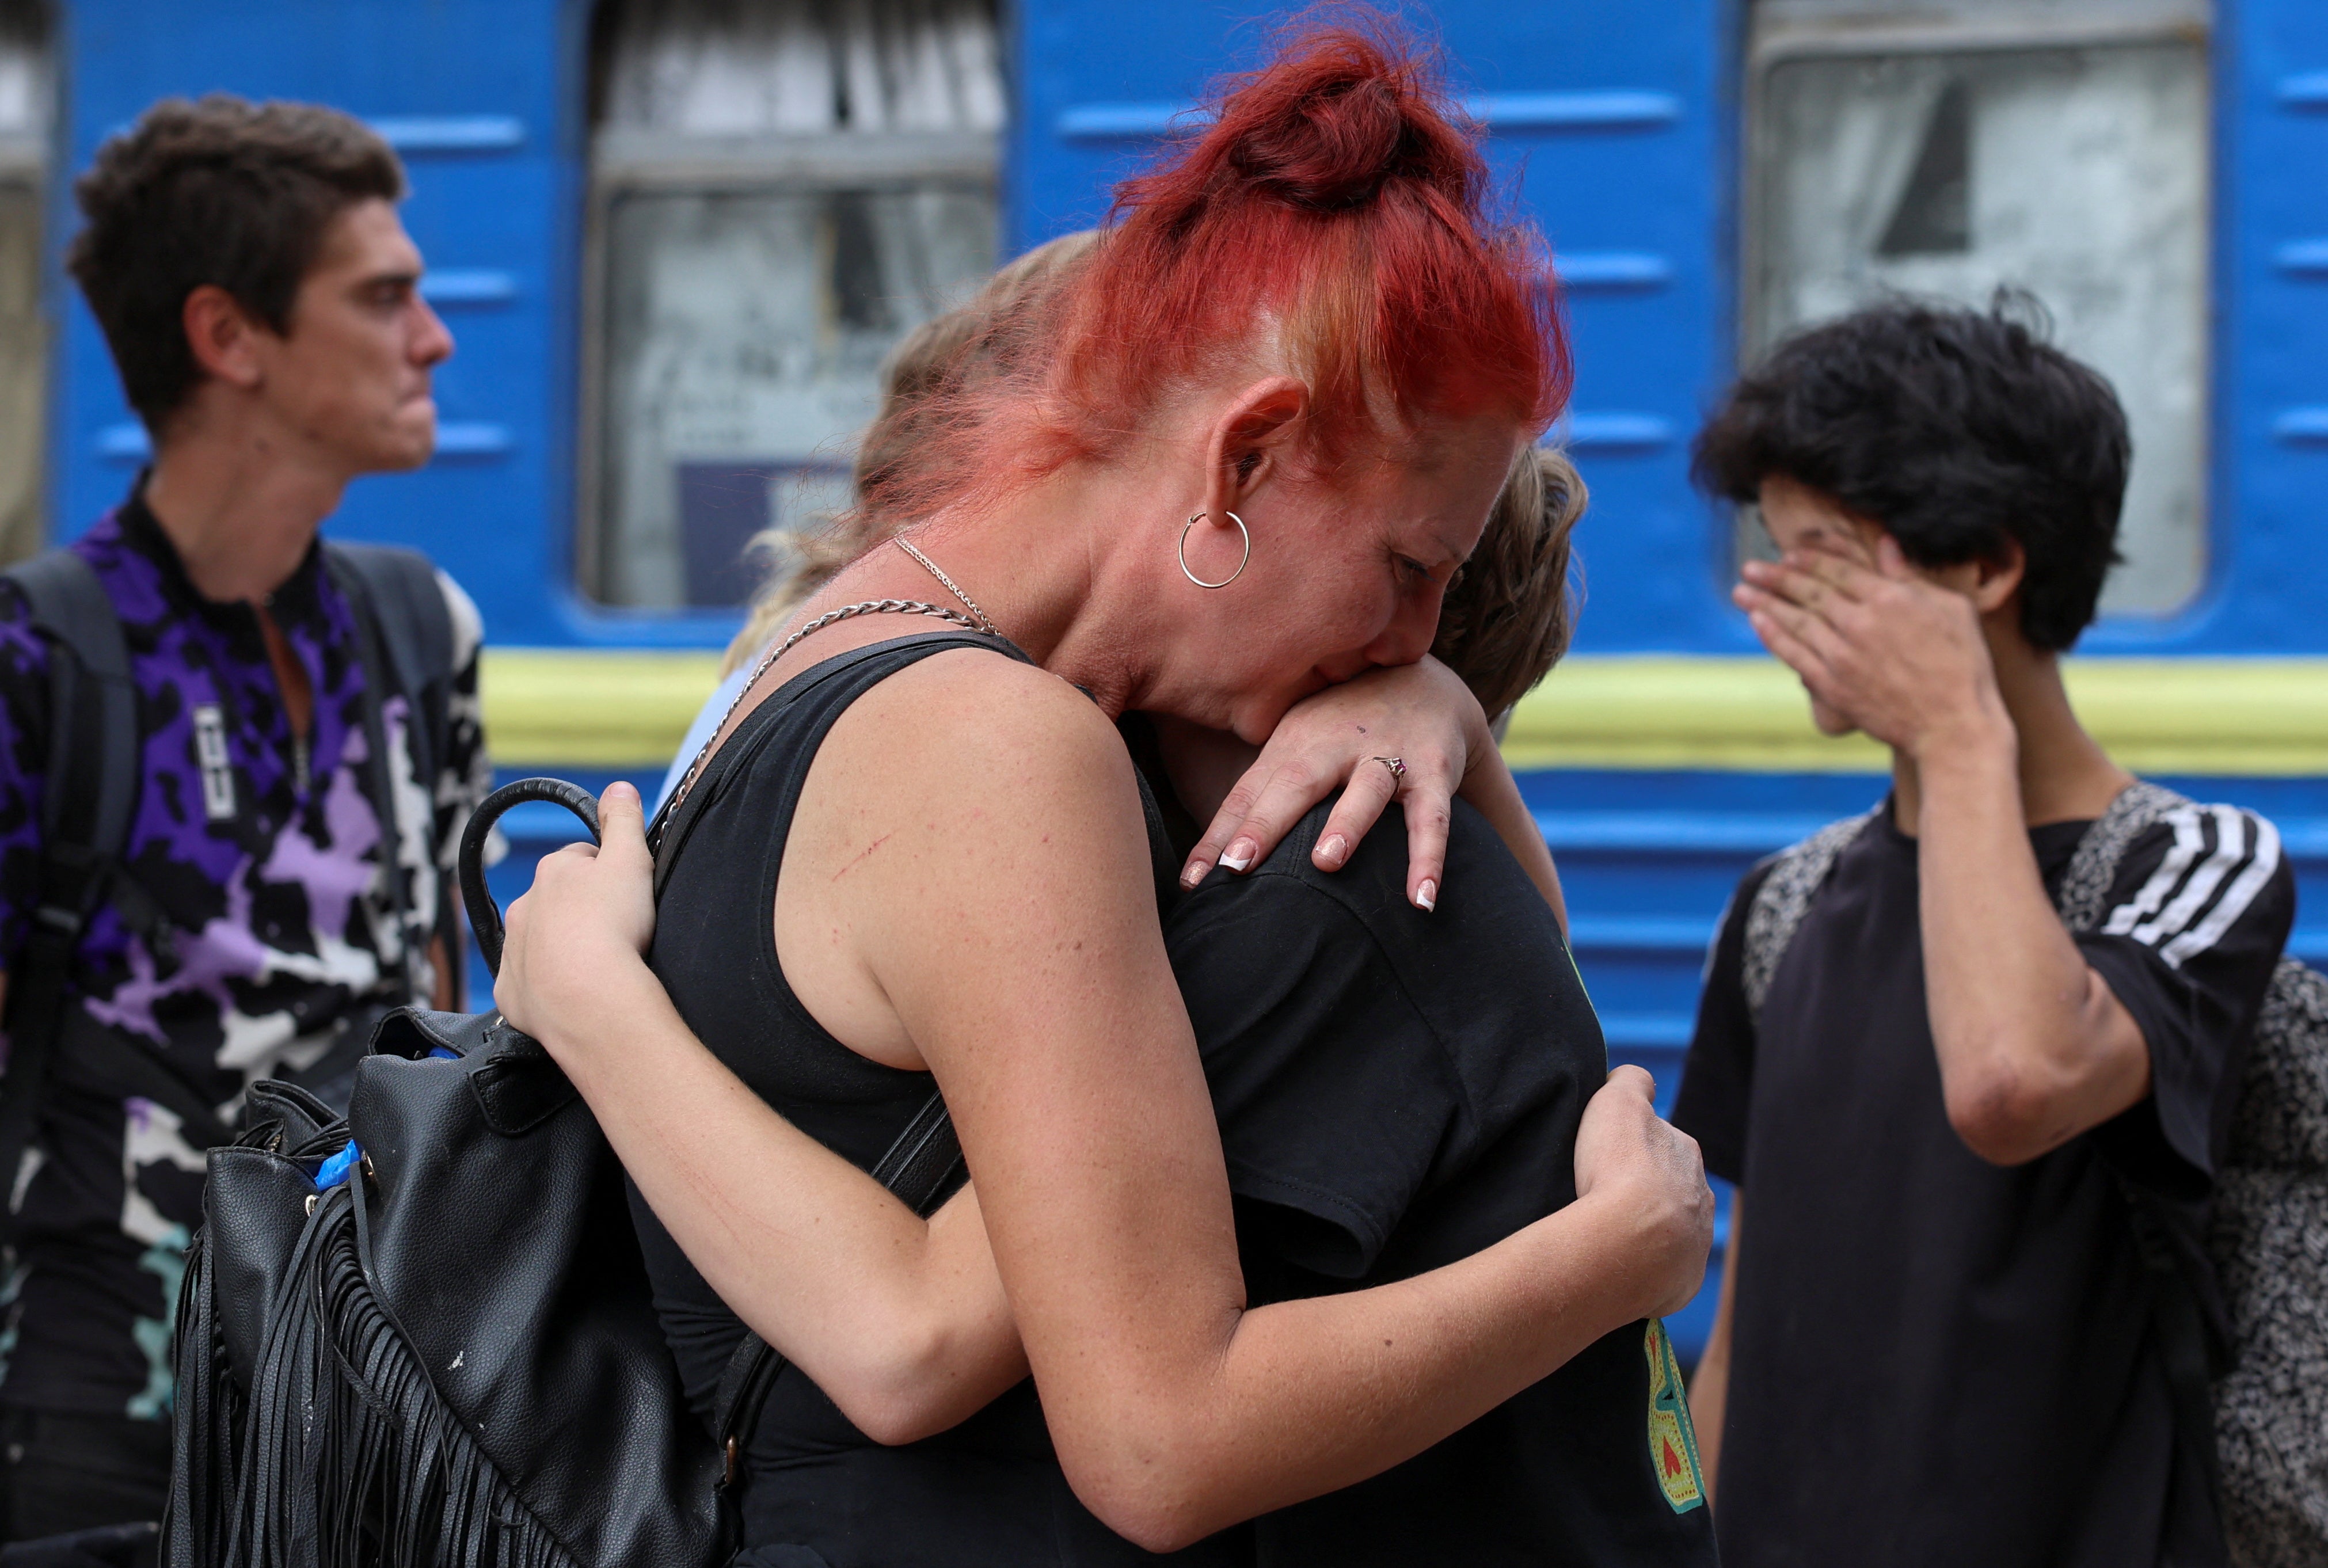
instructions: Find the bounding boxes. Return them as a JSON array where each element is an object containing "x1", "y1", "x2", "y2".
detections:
[{"x1": 500, "y1": 25, "x2": 1713, "y2": 1566}]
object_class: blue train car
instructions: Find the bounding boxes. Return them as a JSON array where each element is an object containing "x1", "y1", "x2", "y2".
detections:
[{"x1": 1, "y1": 0, "x2": 2321, "y2": 1361}]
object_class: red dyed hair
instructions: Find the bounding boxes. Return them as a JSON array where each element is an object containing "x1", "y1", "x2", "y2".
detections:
[{"x1": 885, "y1": 21, "x2": 1569, "y2": 523}]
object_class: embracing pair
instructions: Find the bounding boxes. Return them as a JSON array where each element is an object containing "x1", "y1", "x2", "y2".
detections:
[{"x1": 496, "y1": 25, "x2": 1717, "y2": 1568}]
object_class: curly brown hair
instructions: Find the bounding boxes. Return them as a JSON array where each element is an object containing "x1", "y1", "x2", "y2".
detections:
[
  {"x1": 1432, "y1": 447, "x2": 1584, "y2": 720},
  {"x1": 67, "y1": 94, "x2": 405, "y2": 429}
]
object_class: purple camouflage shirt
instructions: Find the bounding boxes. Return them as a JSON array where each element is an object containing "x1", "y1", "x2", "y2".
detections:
[{"x1": 0, "y1": 489, "x2": 488, "y2": 1419}]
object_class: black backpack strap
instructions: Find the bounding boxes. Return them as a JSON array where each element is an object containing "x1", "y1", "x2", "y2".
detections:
[
  {"x1": 2056, "y1": 780, "x2": 2229, "y2": 1546},
  {"x1": 323, "y1": 543, "x2": 454, "y2": 791},
  {"x1": 1740, "y1": 809, "x2": 1880, "y2": 1031},
  {"x1": 709, "y1": 1091, "x2": 964, "y2": 1486},
  {"x1": 48, "y1": 1010, "x2": 234, "y2": 1150},
  {"x1": 0, "y1": 551, "x2": 144, "y2": 1227},
  {"x1": 324, "y1": 545, "x2": 457, "y2": 1003}
]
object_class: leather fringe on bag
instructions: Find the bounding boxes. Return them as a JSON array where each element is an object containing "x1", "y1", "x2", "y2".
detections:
[{"x1": 164, "y1": 781, "x2": 728, "y2": 1568}]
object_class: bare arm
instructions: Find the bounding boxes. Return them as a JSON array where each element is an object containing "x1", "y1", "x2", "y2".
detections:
[
  {"x1": 1459, "y1": 744, "x2": 1567, "y2": 931},
  {"x1": 499, "y1": 658, "x2": 1709, "y2": 1551},
  {"x1": 1736, "y1": 540, "x2": 2148, "y2": 1166},
  {"x1": 529, "y1": 936, "x2": 1026, "y2": 1444},
  {"x1": 1687, "y1": 1194, "x2": 1738, "y2": 1502},
  {"x1": 1912, "y1": 725, "x2": 2148, "y2": 1162}
]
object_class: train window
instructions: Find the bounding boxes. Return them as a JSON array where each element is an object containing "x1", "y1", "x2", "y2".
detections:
[
  {"x1": 1745, "y1": 0, "x2": 2212, "y2": 617},
  {"x1": 0, "y1": 2, "x2": 47, "y2": 566},
  {"x1": 583, "y1": 0, "x2": 1002, "y2": 610}
]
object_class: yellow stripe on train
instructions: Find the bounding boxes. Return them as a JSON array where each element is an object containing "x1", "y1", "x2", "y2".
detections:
[{"x1": 480, "y1": 649, "x2": 2328, "y2": 777}]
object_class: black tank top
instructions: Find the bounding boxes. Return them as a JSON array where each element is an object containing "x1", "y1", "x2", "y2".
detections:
[{"x1": 630, "y1": 632, "x2": 1250, "y2": 1567}]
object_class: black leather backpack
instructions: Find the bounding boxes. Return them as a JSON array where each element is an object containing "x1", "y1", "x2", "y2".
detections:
[{"x1": 163, "y1": 777, "x2": 960, "y2": 1568}]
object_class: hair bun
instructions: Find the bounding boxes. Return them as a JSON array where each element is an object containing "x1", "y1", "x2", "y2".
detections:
[{"x1": 1215, "y1": 31, "x2": 1471, "y2": 214}]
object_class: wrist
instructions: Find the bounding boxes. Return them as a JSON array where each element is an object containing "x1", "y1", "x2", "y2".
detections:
[
  {"x1": 529, "y1": 946, "x2": 663, "y2": 1065},
  {"x1": 1561, "y1": 1185, "x2": 1680, "y2": 1322},
  {"x1": 1905, "y1": 697, "x2": 2015, "y2": 771}
]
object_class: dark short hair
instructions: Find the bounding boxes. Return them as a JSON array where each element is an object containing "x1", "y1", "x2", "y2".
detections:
[
  {"x1": 1691, "y1": 297, "x2": 2130, "y2": 650},
  {"x1": 67, "y1": 94, "x2": 406, "y2": 428}
]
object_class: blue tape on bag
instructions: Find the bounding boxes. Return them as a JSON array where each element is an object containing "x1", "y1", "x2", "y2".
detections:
[{"x1": 315, "y1": 1140, "x2": 364, "y2": 1192}]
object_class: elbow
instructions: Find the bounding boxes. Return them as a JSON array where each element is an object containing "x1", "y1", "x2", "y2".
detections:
[
  {"x1": 1074, "y1": 1480, "x2": 1215, "y2": 1556},
  {"x1": 1944, "y1": 1059, "x2": 2069, "y2": 1168},
  {"x1": 839, "y1": 1384, "x2": 954, "y2": 1449},
  {"x1": 816, "y1": 1325, "x2": 973, "y2": 1448},
  {"x1": 1052, "y1": 1411, "x2": 1226, "y2": 1554}
]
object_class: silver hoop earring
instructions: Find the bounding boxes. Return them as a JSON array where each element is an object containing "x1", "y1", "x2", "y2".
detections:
[{"x1": 1178, "y1": 510, "x2": 1251, "y2": 589}]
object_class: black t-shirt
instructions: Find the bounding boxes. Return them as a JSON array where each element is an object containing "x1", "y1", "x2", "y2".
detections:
[
  {"x1": 1169, "y1": 798, "x2": 1721, "y2": 1566},
  {"x1": 1671, "y1": 798, "x2": 2293, "y2": 1568}
]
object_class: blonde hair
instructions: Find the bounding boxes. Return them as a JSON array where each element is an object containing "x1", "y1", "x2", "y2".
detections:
[
  {"x1": 720, "y1": 231, "x2": 1103, "y2": 676},
  {"x1": 1431, "y1": 446, "x2": 1585, "y2": 719}
]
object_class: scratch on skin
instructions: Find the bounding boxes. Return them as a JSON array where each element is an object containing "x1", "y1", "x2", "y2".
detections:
[{"x1": 835, "y1": 832, "x2": 895, "y2": 881}]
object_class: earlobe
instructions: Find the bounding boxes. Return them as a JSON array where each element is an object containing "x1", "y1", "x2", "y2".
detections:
[{"x1": 1178, "y1": 511, "x2": 1252, "y2": 589}]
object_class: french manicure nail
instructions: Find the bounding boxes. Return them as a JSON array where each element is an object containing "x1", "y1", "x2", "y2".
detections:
[
  {"x1": 1221, "y1": 843, "x2": 1255, "y2": 873},
  {"x1": 1318, "y1": 834, "x2": 1348, "y2": 865},
  {"x1": 1415, "y1": 879, "x2": 1437, "y2": 911},
  {"x1": 1181, "y1": 860, "x2": 1211, "y2": 888}
]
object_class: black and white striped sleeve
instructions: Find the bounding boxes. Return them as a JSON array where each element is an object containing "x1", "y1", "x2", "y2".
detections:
[{"x1": 2080, "y1": 804, "x2": 2296, "y2": 1188}]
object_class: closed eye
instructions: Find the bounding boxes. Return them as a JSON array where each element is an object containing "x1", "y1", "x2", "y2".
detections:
[{"x1": 1395, "y1": 555, "x2": 1435, "y2": 588}]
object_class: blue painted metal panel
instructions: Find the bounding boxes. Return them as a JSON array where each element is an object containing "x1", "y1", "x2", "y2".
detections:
[
  {"x1": 40, "y1": 0, "x2": 2323, "y2": 657},
  {"x1": 2178, "y1": 0, "x2": 2328, "y2": 654},
  {"x1": 51, "y1": 0, "x2": 587, "y2": 650},
  {"x1": 420, "y1": 268, "x2": 522, "y2": 306},
  {"x1": 1557, "y1": 251, "x2": 1677, "y2": 291}
]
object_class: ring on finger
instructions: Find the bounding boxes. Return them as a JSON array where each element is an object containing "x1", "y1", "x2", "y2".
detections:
[{"x1": 1371, "y1": 755, "x2": 1406, "y2": 785}]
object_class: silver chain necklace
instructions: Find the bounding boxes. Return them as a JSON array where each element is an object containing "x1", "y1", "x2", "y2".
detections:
[
  {"x1": 663, "y1": 538, "x2": 1001, "y2": 818},
  {"x1": 893, "y1": 536, "x2": 998, "y2": 636}
]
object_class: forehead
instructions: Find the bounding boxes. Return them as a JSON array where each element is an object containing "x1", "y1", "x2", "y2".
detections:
[
  {"x1": 307, "y1": 197, "x2": 420, "y2": 278},
  {"x1": 1756, "y1": 474, "x2": 1880, "y2": 551}
]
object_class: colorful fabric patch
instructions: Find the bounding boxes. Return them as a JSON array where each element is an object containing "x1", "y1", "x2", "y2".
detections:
[{"x1": 1644, "y1": 1319, "x2": 1707, "y2": 1513}]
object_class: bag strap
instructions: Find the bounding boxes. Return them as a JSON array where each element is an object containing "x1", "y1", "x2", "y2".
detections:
[
  {"x1": 48, "y1": 1009, "x2": 234, "y2": 1150},
  {"x1": 322, "y1": 543, "x2": 454, "y2": 794},
  {"x1": 324, "y1": 546, "x2": 453, "y2": 1006},
  {"x1": 0, "y1": 551, "x2": 142, "y2": 1228},
  {"x1": 709, "y1": 1091, "x2": 964, "y2": 1487},
  {"x1": 2052, "y1": 779, "x2": 2229, "y2": 1540},
  {"x1": 2056, "y1": 780, "x2": 2189, "y2": 934},
  {"x1": 1741, "y1": 809, "x2": 1880, "y2": 1029}
]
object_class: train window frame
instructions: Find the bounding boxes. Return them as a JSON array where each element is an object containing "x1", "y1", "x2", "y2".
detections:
[
  {"x1": 576, "y1": 128, "x2": 999, "y2": 610},
  {"x1": 576, "y1": 0, "x2": 1006, "y2": 616},
  {"x1": 1737, "y1": 0, "x2": 2215, "y2": 622}
]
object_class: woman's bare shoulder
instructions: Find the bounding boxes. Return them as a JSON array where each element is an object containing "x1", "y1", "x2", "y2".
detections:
[
  {"x1": 799, "y1": 646, "x2": 1170, "y2": 1040},
  {"x1": 805, "y1": 645, "x2": 1146, "y2": 861},
  {"x1": 834, "y1": 646, "x2": 1129, "y2": 777}
]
